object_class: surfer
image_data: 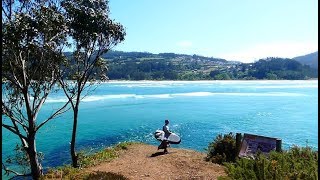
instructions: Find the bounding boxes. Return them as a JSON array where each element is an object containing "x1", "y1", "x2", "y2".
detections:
[
  {"x1": 162, "y1": 119, "x2": 171, "y2": 154},
  {"x1": 155, "y1": 119, "x2": 180, "y2": 153}
]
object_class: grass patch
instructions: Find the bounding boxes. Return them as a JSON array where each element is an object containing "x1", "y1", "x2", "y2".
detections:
[
  {"x1": 83, "y1": 171, "x2": 128, "y2": 180},
  {"x1": 41, "y1": 141, "x2": 137, "y2": 179},
  {"x1": 217, "y1": 176, "x2": 232, "y2": 180},
  {"x1": 41, "y1": 165, "x2": 84, "y2": 180},
  {"x1": 78, "y1": 141, "x2": 136, "y2": 168}
]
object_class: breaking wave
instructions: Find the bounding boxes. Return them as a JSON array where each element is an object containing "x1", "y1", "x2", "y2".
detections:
[{"x1": 45, "y1": 91, "x2": 307, "y2": 103}]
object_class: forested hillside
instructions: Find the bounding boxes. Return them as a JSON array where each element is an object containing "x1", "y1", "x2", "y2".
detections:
[
  {"x1": 105, "y1": 51, "x2": 318, "y2": 80},
  {"x1": 65, "y1": 51, "x2": 318, "y2": 80}
]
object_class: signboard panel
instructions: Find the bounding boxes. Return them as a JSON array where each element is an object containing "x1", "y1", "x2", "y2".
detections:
[{"x1": 238, "y1": 133, "x2": 278, "y2": 158}]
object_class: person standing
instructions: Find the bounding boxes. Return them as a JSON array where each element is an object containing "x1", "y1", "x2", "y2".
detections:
[{"x1": 162, "y1": 119, "x2": 171, "y2": 153}]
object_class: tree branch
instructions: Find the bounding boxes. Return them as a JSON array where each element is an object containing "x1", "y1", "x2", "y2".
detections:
[
  {"x1": 33, "y1": 80, "x2": 58, "y2": 120},
  {"x1": 79, "y1": 45, "x2": 102, "y2": 93},
  {"x1": 2, "y1": 6, "x2": 10, "y2": 20},
  {"x1": 2, "y1": 103, "x2": 28, "y2": 130},
  {"x1": 2, "y1": 101, "x2": 29, "y2": 140},
  {"x1": 36, "y1": 101, "x2": 71, "y2": 131},
  {"x1": 11, "y1": 105, "x2": 28, "y2": 126},
  {"x1": 20, "y1": 52, "x2": 28, "y2": 87},
  {"x1": 2, "y1": 163, "x2": 31, "y2": 179},
  {"x1": 58, "y1": 78, "x2": 76, "y2": 109},
  {"x1": 2, "y1": 124, "x2": 27, "y2": 140},
  {"x1": 7, "y1": 60, "x2": 23, "y2": 90}
]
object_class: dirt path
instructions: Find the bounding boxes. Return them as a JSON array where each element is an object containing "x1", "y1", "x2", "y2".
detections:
[{"x1": 86, "y1": 143, "x2": 226, "y2": 180}]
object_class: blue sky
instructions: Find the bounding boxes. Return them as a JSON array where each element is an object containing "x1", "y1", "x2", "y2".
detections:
[{"x1": 109, "y1": 0, "x2": 318, "y2": 63}]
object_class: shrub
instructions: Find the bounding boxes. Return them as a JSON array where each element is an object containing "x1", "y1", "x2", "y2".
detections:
[
  {"x1": 206, "y1": 132, "x2": 237, "y2": 164},
  {"x1": 224, "y1": 146, "x2": 318, "y2": 180},
  {"x1": 114, "y1": 141, "x2": 135, "y2": 150}
]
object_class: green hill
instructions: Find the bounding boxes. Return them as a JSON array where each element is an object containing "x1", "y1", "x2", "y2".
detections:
[
  {"x1": 63, "y1": 51, "x2": 318, "y2": 80},
  {"x1": 293, "y1": 51, "x2": 318, "y2": 69}
]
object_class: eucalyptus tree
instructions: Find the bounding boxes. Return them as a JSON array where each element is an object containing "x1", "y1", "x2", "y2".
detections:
[
  {"x1": 2, "y1": 0, "x2": 71, "y2": 179},
  {"x1": 59, "y1": 0, "x2": 125, "y2": 167}
]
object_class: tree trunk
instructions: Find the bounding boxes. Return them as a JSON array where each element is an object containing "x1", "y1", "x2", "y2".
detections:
[
  {"x1": 27, "y1": 135, "x2": 43, "y2": 180},
  {"x1": 71, "y1": 107, "x2": 79, "y2": 168}
]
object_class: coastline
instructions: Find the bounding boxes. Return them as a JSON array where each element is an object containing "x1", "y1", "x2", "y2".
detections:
[
  {"x1": 4, "y1": 79, "x2": 316, "y2": 84},
  {"x1": 106, "y1": 79, "x2": 318, "y2": 82}
]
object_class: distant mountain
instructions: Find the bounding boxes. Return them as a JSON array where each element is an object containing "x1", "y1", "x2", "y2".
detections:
[{"x1": 293, "y1": 51, "x2": 318, "y2": 69}]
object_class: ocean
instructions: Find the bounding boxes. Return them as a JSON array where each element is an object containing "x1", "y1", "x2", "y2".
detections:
[{"x1": 2, "y1": 80, "x2": 318, "y2": 173}]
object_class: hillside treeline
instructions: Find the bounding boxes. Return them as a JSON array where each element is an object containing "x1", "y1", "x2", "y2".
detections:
[{"x1": 104, "y1": 54, "x2": 317, "y2": 80}]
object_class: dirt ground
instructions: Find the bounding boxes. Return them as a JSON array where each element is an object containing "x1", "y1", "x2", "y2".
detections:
[{"x1": 86, "y1": 143, "x2": 226, "y2": 180}]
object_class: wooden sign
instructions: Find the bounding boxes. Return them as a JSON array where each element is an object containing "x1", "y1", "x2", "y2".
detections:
[{"x1": 238, "y1": 133, "x2": 280, "y2": 157}]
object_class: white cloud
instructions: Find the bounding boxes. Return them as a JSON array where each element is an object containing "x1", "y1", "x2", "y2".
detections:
[
  {"x1": 177, "y1": 41, "x2": 193, "y2": 48},
  {"x1": 219, "y1": 41, "x2": 318, "y2": 63}
]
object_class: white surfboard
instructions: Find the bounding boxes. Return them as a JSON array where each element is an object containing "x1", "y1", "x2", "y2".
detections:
[{"x1": 154, "y1": 130, "x2": 181, "y2": 144}]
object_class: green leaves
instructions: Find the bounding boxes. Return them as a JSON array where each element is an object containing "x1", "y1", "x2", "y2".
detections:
[
  {"x1": 2, "y1": 0, "x2": 126, "y2": 177},
  {"x1": 2, "y1": 1, "x2": 68, "y2": 86},
  {"x1": 59, "y1": 0, "x2": 125, "y2": 89},
  {"x1": 224, "y1": 146, "x2": 318, "y2": 180},
  {"x1": 206, "y1": 133, "x2": 237, "y2": 164},
  {"x1": 62, "y1": 0, "x2": 125, "y2": 51}
]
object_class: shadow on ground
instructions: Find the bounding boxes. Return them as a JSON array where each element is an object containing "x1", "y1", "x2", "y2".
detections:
[
  {"x1": 150, "y1": 151, "x2": 176, "y2": 157},
  {"x1": 150, "y1": 152, "x2": 166, "y2": 157}
]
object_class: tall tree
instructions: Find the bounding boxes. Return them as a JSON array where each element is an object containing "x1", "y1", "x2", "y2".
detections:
[
  {"x1": 59, "y1": 0, "x2": 125, "y2": 167},
  {"x1": 2, "y1": 0, "x2": 70, "y2": 179}
]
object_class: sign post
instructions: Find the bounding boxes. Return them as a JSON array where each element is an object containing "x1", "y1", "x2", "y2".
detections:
[{"x1": 238, "y1": 133, "x2": 281, "y2": 158}]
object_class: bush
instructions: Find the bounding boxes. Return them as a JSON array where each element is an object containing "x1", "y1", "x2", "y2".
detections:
[
  {"x1": 224, "y1": 146, "x2": 318, "y2": 180},
  {"x1": 206, "y1": 132, "x2": 237, "y2": 164},
  {"x1": 114, "y1": 141, "x2": 135, "y2": 150}
]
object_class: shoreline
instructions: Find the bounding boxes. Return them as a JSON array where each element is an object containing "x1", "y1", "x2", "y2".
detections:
[
  {"x1": 3, "y1": 79, "x2": 317, "y2": 84},
  {"x1": 106, "y1": 79, "x2": 318, "y2": 82}
]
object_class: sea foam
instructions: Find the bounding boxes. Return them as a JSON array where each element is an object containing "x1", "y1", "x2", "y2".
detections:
[{"x1": 44, "y1": 91, "x2": 307, "y2": 103}]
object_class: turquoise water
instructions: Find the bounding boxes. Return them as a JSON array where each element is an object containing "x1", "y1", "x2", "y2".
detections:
[{"x1": 2, "y1": 80, "x2": 318, "y2": 173}]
